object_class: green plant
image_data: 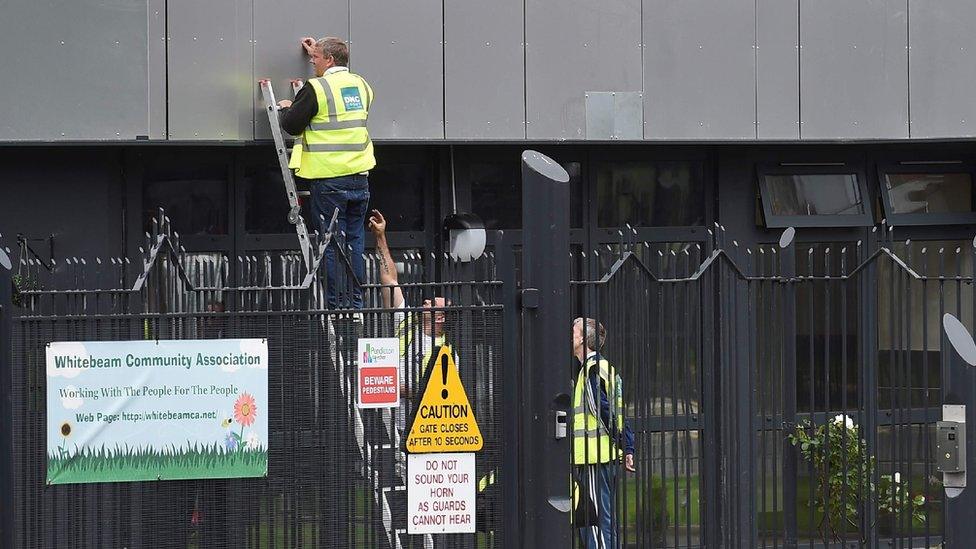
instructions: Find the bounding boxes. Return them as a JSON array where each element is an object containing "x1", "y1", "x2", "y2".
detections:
[
  {"x1": 11, "y1": 272, "x2": 37, "y2": 307},
  {"x1": 788, "y1": 414, "x2": 925, "y2": 543}
]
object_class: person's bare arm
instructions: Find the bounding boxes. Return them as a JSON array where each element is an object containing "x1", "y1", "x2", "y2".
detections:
[{"x1": 368, "y1": 210, "x2": 404, "y2": 309}]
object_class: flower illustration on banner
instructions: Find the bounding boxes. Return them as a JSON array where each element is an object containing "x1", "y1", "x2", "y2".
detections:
[
  {"x1": 234, "y1": 393, "x2": 257, "y2": 427},
  {"x1": 224, "y1": 432, "x2": 239, "y2": 452},
  {"x1": 230, "y1": 392, "x2": 258, "y2": 453},
  {"x1": 245, "y1": 432, "x2": 261, "y2": 450},
  {"x1": 57, "y1": 420, "x2": 73, "y2": 457}
]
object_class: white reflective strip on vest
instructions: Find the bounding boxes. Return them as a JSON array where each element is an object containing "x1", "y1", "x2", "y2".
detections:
[
  {"x1": 304, "y1": 141, "x2": 371, "y2": 152},
  {"x1": 308, "y1": 119, "x2": 368, "y2": 131},
  {"x1": 315, "y1": 77, "x2": 338, "y2": 121}
]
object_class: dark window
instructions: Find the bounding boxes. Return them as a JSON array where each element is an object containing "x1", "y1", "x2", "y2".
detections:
[
  {"x1": 470, "y1": 158, "x2": 582, "y2": 229},
  {"x1": 758, "y1": 167, "x2": 873, "y2": 228},
  {"x1": 596, "y1": 161, "x2": 704, "y2": 227},
  {"x1": 243, "y1": 162, "x2": 311, "y2": 234},
  {"x1": 368, "y1": 161, "x2": 426, "y2": 232},
  {"x1": 879, "y1": 166, "x2": 976, "y2": 225},
  {"x1": 470, "y1": 161, "x2": 519, "y2": 230},
  {"x1": 143, "y1": 153, "x2": 228, "y2": 235},
  {"x1": 244, "y1": 151, "x2": 425, "y2": 234}
]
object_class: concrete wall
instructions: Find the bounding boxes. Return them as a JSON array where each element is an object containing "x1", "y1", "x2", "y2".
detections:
[{"x1": 1, "y1": 1, "x2": 974, "y2": 142}]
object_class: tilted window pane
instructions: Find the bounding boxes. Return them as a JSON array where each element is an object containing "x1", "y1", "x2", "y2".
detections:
[
  {"x1": 763, "y1": 174, "x2": 863, "y2": 217},
  {"x1": 884, "y1": 173, "x2": 974, "y2": 215}
]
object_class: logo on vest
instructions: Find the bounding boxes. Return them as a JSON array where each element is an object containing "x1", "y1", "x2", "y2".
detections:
[{"x1": 341, "y1": 87, "x2": 364, "y2": 111}]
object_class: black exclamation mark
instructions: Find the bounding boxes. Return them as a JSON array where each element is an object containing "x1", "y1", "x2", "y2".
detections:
[{"x1": 440, "y1": 354, "x2": 449, "y2": 399}]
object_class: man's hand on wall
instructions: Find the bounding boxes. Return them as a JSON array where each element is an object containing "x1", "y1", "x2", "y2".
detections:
[{"x1": 301, "y1": 37, "x2": 316, "y2": 56}]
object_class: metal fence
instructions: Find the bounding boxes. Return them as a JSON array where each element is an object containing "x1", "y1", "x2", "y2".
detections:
[
  {"x1": 2, "y1": 206, "x2": 973, "y2": 548},
  {"x1": 0, "y1": 214, "x2": 506, "y2": 549}
]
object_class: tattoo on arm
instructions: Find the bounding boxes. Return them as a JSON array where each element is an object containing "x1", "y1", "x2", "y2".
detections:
[{"x1": 378, "y1": 252, "x2": 390, "y2": 275}]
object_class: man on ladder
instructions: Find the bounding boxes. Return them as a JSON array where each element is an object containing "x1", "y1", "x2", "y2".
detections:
[{"x1": 278, "y1": 36, "x2": 375, "y2": 310}]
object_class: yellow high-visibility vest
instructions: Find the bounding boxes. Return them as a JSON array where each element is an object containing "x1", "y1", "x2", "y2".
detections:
[
  {"x1": 573, "y1": 356, "x2": 624, "y2": 465},
  {"x1": 289, "y1": 68, "x2": 375, "y2": 179}
]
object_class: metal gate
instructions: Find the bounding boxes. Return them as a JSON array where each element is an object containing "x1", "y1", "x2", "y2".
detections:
[{"x1": 558, "y1": 226, "x2": 967, "y2": 548}]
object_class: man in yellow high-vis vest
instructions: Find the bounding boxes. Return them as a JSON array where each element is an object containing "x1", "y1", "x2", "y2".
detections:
[
  {"x1": 572, "y1": 318, "x2": 635, "y2": 549},
  {"x1": 279, "y1": 36, "x2": 375, "y2": 309}
]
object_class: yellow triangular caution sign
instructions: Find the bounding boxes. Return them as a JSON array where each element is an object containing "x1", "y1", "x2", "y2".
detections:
[{"x1": 406, "y1": 346, "x2": 483, "y2": 453}]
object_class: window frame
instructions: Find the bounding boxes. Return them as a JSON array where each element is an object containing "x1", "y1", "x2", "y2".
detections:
[
  {"x1": 876, "y1": 162, "x2": 976, "y2": 226},
  {"x1": 756, "y1": 163, "x2": 874, "y2": 229}
]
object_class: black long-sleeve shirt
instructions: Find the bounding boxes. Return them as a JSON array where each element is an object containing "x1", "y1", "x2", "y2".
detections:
[{"x1": 279, "y1": 82, "x2": 318, "y2": 136}]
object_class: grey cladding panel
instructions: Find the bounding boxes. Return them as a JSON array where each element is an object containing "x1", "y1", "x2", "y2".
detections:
[
  {"x1": 0, "y1": 0, "x2": 149, "y2": 141},
  {"x1": 350, "y1": 0, "x2": 443, "y2": 139},
  {"x1": 526, "y1": 0, "x2": 642, "y2": 140},
  {"x1": 445, "y1": 0, "x2": 524, "y2": 139},
  {"x1": 168, "y1": 0, "x2": 253, "y2": 140},
  {"x1": 909, "y1": 0, "x2": 976, "y2": 138},
  {"x1": 757, "y1": 0, "x2": 799, "y2": 139},
  {"x1": 644, "y1": 0, "x2": 756, "y2": 140},
  {"x1": 800, "y1": 0, "x2": 908, "y2": 139},
  {"x1": 148, "y1": 0, "x2": 167, "y2": 140},
  {"x1": 253, "y1": 0, "x2": 349, "y2": 140}
]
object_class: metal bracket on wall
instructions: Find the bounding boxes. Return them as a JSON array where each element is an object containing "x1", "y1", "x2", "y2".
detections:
[{"x1": 15, "y1": 234, "x2": 55, "y2": 272}]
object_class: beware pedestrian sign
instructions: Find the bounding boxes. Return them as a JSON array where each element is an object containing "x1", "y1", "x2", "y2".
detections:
[{"x1": 406, "y1": 346, "x2": 482, "y2": 453}]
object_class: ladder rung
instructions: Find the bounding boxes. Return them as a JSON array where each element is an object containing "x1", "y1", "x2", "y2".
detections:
[{"x1": 297, "y1": 191, "x2": 311, "y2": 197}]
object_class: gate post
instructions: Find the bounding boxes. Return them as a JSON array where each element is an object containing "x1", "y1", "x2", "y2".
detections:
[
  {"x1": 519, "y1": 151, "x2": 572, "y2": 548},
  {"x1": 0, "y1": 245, "x2": 13, "y2": 549},
  {"x1": 943, "y1": 345, "x2": 976, "y2": 547}
]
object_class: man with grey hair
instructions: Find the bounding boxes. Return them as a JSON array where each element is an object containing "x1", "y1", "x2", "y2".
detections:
[
  {"x1": 571, "y1": 317, "x2": 635, "y2": 549},
  {"x1": 278, "y1": 36, "x2": 374, "y2": 310}
]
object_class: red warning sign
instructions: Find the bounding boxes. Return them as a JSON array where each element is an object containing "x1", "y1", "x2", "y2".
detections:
[{"x1": 358, "y1": 366, "x2": 399, "y2": 407}]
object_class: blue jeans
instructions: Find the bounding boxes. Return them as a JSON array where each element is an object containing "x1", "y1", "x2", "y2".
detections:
[
  {"x1": 579, "y1": 463, "x2": 618, "y2": 549},
  {"x1": 307, "y1": 175, "x2": 369, "y2": 309}
]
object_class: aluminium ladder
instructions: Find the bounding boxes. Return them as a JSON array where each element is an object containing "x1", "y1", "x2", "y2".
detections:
[{"x1": 258, "y1": 78, "x2": 313, "y2": 270}]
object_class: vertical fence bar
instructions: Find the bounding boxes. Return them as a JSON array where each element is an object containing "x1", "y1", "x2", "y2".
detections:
[
  {"x1": 497, "y1": 230, "x2": 520, "y2": 549},
  {"x1": 0, "y1": 250, "x2": 13, "y2": 549}
]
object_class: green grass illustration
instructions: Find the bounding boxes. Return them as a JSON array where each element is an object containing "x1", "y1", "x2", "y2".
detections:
[{"x1": 47, "y1": 442, "x2": 267, "y2": 484}]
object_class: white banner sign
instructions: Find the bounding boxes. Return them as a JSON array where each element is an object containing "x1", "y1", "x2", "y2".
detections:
[
  {"x1": 45, "y1": 339, "x2": 269, "y2": 484},
  {"x1": 408, "y1": 452, "x2": 476, "y2": 534}
]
